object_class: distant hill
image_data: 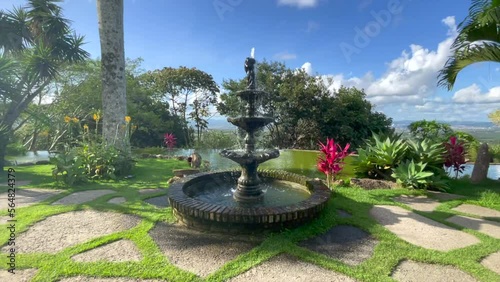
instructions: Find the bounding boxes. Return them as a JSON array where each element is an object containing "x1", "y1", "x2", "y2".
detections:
[{"x1": 392, "y1": 120, "x2": 497, "y2": 130}]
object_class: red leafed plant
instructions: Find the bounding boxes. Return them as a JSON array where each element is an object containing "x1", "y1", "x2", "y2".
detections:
[
  {"x1": 163, "y1": 133, "x2": 177, "y2": 151},
  {"x1": 317, "y1": 138, "x2": 351, "y2": 189},
  {"x1": 443, "y1": 136, "x2": 466, "y2": 179}
]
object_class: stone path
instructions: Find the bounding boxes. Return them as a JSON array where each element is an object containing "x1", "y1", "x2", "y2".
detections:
[
  {"x1": 149, "y1": 222, "x2": 261, "y2": 277},
  {"x1": 229, "y1": 254, "x2": 357, "y2": 282},
  {"x1": 0, "y1": 268, "x2": 38, "y2": 282},
  {"x1": 52, "y1": 190, "x2": 115, "y2": 205},
  {"x1": 108, "y1": 197, "x2": 126, "y2": 204},
  {"x1": 452, "y1": 204, "x2": 500, "y2": 219},
  {"x1": 393, "y1": 195, "x2": 440, "y2": 212},
  {"x1": 481, "y1": 251, "x2": 500, "y2": 275},
  {"x1": 59, "y1": 277, "x2": 166, "y2": 282},
  {"x1": 2, "y1": 210, "x2": 140, "y2": 253},
  {"x1": 370, "y1": 205, "x2": 480, "y2": 251},
  {"x1": 391, "y1": 260, "x2": 477, "y2": 282},
  {"x1": 446, "y1": 215, "x2": 500, "y2": 239},
  {"x1": 426, "y1": 191, "x2": 464, "y2": 201},
  {"x1": 299, "y1": 225, "x2": 377, "y2": 265},
  {"x1": 71, "y1": 239, "x2": 142, "y2": 262},
  {"x1": 0, "y1": 188, "x2": 62, "y2": 209},
  {"x1": 138, "y1": 189, "x2": 164, "y2": 195},
  {"x1": 144, "y1": 196, "x2": 169, "y2": 208}
]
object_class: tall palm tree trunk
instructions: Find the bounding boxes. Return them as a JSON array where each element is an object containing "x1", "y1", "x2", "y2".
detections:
[{"x1": 96, "y1": 0, "x2": 129, "y2": 154}]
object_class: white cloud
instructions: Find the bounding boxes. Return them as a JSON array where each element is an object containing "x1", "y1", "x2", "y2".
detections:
[
  {"x1": 277, "y1": 0, "x2": 319, "y2": 8},
  {"x1": 274, "y1": 51, "x2": 297, "y2": 60},
  {"x1": 453, "y1": 84, "x2": 500, "y2": 104},
  {"x1": 301, "y1": 62, "x2": 313, "y2": 75},
  {"x1": 321, "y1": 16, "x2": 458, "y2": 105}
]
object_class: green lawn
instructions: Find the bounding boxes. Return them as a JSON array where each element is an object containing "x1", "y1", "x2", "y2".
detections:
[{"x1": 0, "y1": 159, "x2": 498, "y2": 281}]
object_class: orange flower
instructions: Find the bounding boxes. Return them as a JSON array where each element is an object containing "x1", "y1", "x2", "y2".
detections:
[
  {"x1": 93, "y1": 113, "x2": 100, "y2": 121},
  {"x1": 83, "y1": 124, "x2": 89, "y2": 131},
  {"x1": 125, "y1": 116, "x2": 131, "y2": 123},
  {"x1": 64, "y1": 116, "x2": 71, "y2": 123},
  {"x1": 72, "y1": 117, "x2": 79, "y2": 123}
]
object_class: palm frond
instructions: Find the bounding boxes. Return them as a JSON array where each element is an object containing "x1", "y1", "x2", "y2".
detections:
[{"x1": 438, "y1": 42, "x2": 500, "y2": 90}]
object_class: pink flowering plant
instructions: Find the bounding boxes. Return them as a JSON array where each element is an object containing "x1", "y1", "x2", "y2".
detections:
[
  {"x1": 163, "y1": 133, "x2": 177, "y2": 152},
  {"x1": 443, "y1": 136, "x2": 466, "y2": 179},
  {"x1": 317, "y1": 138, "x2": 351, "y2": 189}
]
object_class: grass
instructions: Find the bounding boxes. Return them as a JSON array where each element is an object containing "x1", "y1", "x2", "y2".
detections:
[{"x1": 0, "y1": 159, "x2": 499, "y2": 281}]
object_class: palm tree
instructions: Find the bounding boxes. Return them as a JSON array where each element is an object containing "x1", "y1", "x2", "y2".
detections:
[
  {"x1": 0, "y1": 0, "x2": 89, "y2": 171},
  {"x1": 437, "y1": 0, "x2": 500, "y2": 90},
  {"x1": 96, "y1": 0, "x2": 129, "y2": 154}
]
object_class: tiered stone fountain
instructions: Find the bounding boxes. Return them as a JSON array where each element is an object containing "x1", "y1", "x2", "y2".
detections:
[{"x1": 168, "y1": 52, "x2": 330, "y2": 233}]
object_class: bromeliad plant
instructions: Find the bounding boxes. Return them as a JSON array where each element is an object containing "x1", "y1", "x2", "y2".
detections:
[
  {"x1": 163, "y1": 133, "x2": 177, "y2": 152},
  {"x1": 443, "y1": 136, "x2": 466, "y2": 179},
  {"x1": 317, "y1": 138, "x2": 351, "y2": 189}
]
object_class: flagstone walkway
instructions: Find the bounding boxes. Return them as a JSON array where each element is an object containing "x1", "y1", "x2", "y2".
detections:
[{"x1": 1, "y1": 188, "x2": 499, "y2": 281}]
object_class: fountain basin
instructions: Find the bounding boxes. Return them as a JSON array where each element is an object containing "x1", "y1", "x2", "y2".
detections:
[{"x1": 168, "y1": 169, "x2": 331, "y2": 233}]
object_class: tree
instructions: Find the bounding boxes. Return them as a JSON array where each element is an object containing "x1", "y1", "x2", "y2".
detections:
[
  {"x1": 0, "y1": 0, "x2": 89, "y2": 171},
  {"x1": 489, "y1": 109, "x2": 500, "y2": 125},
  {"x1": 218, "y1": 60, "x2": 393, "y2": 150},
  {"x1": 407, "y1": 120, "x2": 454, "y2": 142},
  {"x1": 438, "y1": 0, "x2": 500, "y2": 89},
  {"x1": 142, "y1": 67, "x2": 219, "y2": 146},
  {"x1": 96, "y1": 0, "x2": 129, "y2": 154},
  {"x1": 319, "y1": 87, "x2": 393, "y2": 150}
]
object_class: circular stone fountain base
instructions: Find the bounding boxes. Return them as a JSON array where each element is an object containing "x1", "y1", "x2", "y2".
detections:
[{"x1": 168, "y1": 170, "x2": 331, "y2": 233}]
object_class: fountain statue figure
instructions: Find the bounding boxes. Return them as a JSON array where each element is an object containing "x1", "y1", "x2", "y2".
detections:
[
  {"x1": 244, "y1": 57, "x2": 256, "y2": 89},
  {"x1": 220, "y1": 56, "x2": 280, "y2": 203}
]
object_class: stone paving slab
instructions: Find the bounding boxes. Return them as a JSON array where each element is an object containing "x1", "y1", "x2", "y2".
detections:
[
  {"x1": 71, "y1": 239, "x2": 142, "y2": 262},
  {"x1": 138, "y1": 189, "x2": 164, "y2": 195},
  {"x1": 452, "y1": 204, "x2": 500, "y2": 219},
  {"x1": 144, "y1": 196, "x2": 169, "y2": 208},
  {"x1": 370, "y1": 205, "x2": 480, "y2": 251},
  {"x1": 1, "y1": 210, "x2": 141, "y2": 254},
  {"x1": 59, "y1": 277, "x2": 166, "y2": 282},
  {"x1": 108, "y1": 197, "x2": 126, "y2": 204},
  {"x1": 52, "y1": 190, "x2": 115, "y2": 205},
  {"x1": 426, "y1": 191, "x2": 465, "y2": 201},
  {"x1": 393, "y1": 195, "x2": 440, "y2": 212},
  {"x1": 149, "y1": 222, "x2": 262, "y2": 277},
  {"x1": 481, "y1": 251, "x2": 500, "y2": 275},
  {"x1": 0, "y1": 188, "x2": 62, "y2": 209},
  {"x1": 391, "y1": 260, "x2": 477, "y2": 282},
  {"x1": 299, "y1": 225, "x2": 377, "y2": 265},
  {"x1": 446, "y1": 215, "x2": 500, "y2": 239},
  {"x1": 229, "y1": 254, "x2": 357, "y2": 282},
  {"x1": 0, "y1": 268, "x2": 38, "y2": 282}
]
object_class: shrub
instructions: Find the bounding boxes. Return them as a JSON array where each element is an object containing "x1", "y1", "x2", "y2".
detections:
[
  {"x1": 443, "y1": 136, "x2": 466, "y2": 179},
  {"x1": 6, "y1": 142, "x2": 28, "y2": 156},
  {"x1": 317, "y1": 138, "x2": 351, "y2": 189},
  {"x1": 391, "y1": 160, "x2": 434, "y2": 190},
  {"x1": 194, "y1": 130, "x2": 238, "y2": 149},
  {"x1": 51, "y1": 147, "x2": 87, "y2": 186},
  {"x1": 354, "y1": 133, "x2": 407, "y2": 179}
]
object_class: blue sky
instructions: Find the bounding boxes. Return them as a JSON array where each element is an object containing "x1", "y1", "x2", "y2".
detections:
[{"x1": 2, "y1": 0, "x2": 499, "y2": 122}]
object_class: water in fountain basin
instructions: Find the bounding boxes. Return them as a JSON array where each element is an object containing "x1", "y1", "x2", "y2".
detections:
[{"x1": 185, "y1": 178, "x2": 310, "y2": 208}]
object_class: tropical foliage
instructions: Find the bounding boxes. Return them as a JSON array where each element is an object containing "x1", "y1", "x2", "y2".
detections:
[
  {"x1": 317, "y1": 138, "x2": 351, "y2": 189},
  {"x1": 443, "y1": 136, "x2": 467, "y2": 178},
  {"x1": 438, "y1": 0, "x2": 500, "y2": 90},
  {"x1": 0, "y1": 0, "x2": 89, "y2": 171}
]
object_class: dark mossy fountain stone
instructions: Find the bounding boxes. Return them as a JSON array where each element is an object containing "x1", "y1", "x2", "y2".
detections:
[{"x1": 168, "y1": 170, "x2": 331, "y2": 234}]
